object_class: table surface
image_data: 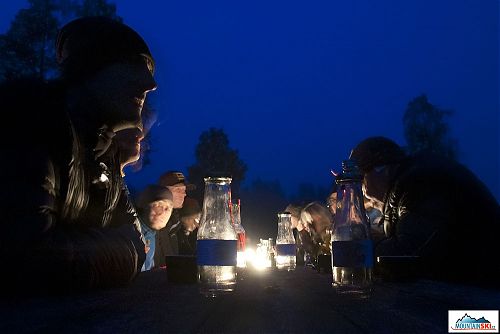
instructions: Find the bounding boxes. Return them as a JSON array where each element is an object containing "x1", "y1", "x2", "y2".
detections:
[{"x1": 1, "y1": 266, "x2": 499, "y2": 334}]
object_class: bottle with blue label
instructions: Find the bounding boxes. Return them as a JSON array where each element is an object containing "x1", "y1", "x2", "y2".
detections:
[
  {"x1": 197, "y1": 176, "x2": 237, "y2": 297},
  {"x1": 332, "y1": 159, "x2": 373, "y2": 294},
  {"x1": 275, "y1": 212, "x2": 296, "y2": 271}
]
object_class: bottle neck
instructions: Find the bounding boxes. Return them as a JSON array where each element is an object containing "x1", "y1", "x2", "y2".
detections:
[
  {"x1": 277, "y1": 215, "x2": 294, "y2": 243},
  {"x1": 202, "y1": 181, "x2": 231, "y2": 220},
  {"x1": 198, "y1": 178, "x2": 236, "y2": 240}
]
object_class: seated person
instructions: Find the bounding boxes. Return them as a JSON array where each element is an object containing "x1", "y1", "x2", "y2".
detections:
[
  {"x1": 285, "y1": 203, "x2": 308, "y2": 265},
  {"x1": 176, "y1": 198, "x2": 202, "y2": 255},
  {"x1": 0, "y1": 17, "x2": 156, "y2": 293},
  {"x1": 154, "y1": 171, "x2": 195, "y2": 264},
  {"x1": 285, "y1": 202, "x2": 332, "y2": 266},
  {"x1": 300, "y1": 202, "x2": 333, "y2": 257},
  {"x1": 136, "y1": 185, "x2": 174, "y2": 271},
  {"x1": 350, "y1": 136, "x2": 500, "y2": 285}
]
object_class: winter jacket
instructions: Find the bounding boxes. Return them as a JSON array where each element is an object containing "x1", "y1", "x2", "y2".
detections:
[
  {"x1": 0, "y1": 79, "x2": 145, "y2": 293},
  {"x1": 376, "y1": 153, "x2": 500, "y2": 285},
  {"x1": 154, "y1": 211, "x2": 181, "y2": 267}
]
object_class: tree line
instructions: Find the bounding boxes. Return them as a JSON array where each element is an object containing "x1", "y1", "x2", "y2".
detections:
[{"x1": 0, "y1": 0, "x2": 120, "y2": 81}]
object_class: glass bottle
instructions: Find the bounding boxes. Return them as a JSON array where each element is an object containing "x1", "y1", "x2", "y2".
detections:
[
  {"x1": 331, "y1": 159, "x2": 373, "y2": 294},
  {"x1": 268, "y1": 238, "x2": 276, "y2": 268},
  {"x1": 256, "y1": 239, "x2": 271, "y2": 268},
  {"x1": 232, "y1": 199, "x2": 246, "y2": 268},
  {"x1": 275, "y1": 212, "x2": 296, "y2": 271},
  {"x1": 197, "y1": 176, "x2": 237, "y2": 297}
]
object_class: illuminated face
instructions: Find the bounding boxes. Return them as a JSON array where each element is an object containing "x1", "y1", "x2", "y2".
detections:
[
  {"x1": 84, "y1": 56, "x2": 157, "y2": 132},
  {"x1": 181, "y1": 213, "x2": 201, "y2": 233},
  {"x1": 147, "y1": 199, "x2": 174, "y2": 230},
  {"x1": 326, "y1": 193, "x2": 337, "y2": 215},
  {"x1": 167, "y1": 184, "x2": 187, "y2": 209},
  {"x1": 362, "y1": 168, "x2": 386, "y2": 212}
]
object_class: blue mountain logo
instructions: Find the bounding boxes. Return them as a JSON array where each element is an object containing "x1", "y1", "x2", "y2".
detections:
[
  {"x1": 453, "y1": 313, "x2": 496, "y2": 331},
  {"x1": 456, "y1": 314, "x2": 491, "y2": 325}
]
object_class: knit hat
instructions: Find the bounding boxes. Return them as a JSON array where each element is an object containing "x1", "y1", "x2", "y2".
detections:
[
  {"x1": 56, "y1": 16, "x2": 154, "y2": 83},
  {"x1": 180, "y1": 198, "x2": 201, "y2": 218},
  {"x1": 349, "y1": 136, "x2": 406, "y2": 174},
  {"x1": 136, "y1": 185, "x2": 173, "y2": 209}
]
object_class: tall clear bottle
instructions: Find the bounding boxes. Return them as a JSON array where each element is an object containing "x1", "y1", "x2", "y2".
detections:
[
  {"x1": 275, "y1": 212, "x2": 296, "y2": 271},
  {"x1": 232, "y1": 200, "x2": 246, "y2": 268},
  {"x1": 331, "y1": 159, "x2": 373, "y2": 294},
  {"x1": 197, "y1": 177, "x2": 237, "y2": 297}
]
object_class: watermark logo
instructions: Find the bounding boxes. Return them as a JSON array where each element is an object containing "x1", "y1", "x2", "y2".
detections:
[{"x1": 449, "y1": 310, "x2": 498, "y2": 333}]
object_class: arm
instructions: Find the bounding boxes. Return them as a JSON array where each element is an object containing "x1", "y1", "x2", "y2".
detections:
[
  {"x1": 1, "y1": 150, "x2": 145, "y2": 293},
  {"x1": 375, "y1": 190, "x2": 453, "y2": 258}
]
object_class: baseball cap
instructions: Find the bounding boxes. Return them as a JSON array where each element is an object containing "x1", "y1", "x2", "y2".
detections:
[{"x1": 158, "y1": 171, "x2": 195, "y2": 190}]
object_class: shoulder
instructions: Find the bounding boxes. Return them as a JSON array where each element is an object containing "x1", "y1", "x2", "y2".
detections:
[{"x1": 389, "y1": 153, "x2": 499, "y2": 217}]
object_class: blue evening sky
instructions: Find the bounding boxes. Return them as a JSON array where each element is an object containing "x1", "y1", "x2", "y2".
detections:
[{"x1": 1, "y1": 0, "x2": 499, "y2": 199}]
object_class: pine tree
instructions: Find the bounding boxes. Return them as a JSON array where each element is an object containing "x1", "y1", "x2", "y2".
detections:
[
  {"x1": 403, "y1": 94, "x2": 457, "y2": 159},
  {"x1": 76, "y1": 0, "x2": 122, "y2": 21},
  {"x1": 188, "y1": 128, "x2": 247, "y2": 201},
  {"x1": 0, "y1": 0, "x2": 122, "y2": 82},
  {"x1": 0, "y1": 0, "x2": 59, "y2": 81}
]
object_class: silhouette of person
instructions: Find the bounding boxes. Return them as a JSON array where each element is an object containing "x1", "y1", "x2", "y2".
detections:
[
  {"x1": 0, "y1": 17, "x2": 157, "y2": 293},
  {"x1": 350, "y1": 136, "x2": 500, "y2": 285}
]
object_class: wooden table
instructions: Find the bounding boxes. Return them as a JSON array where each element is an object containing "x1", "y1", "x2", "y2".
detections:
[{"x1": 1, "y1": 267, "x2": 499, "y2": 333}]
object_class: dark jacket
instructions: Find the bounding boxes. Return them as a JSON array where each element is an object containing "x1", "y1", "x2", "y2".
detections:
[
  {"x1": 177, "y1": 227, "x2": 198, "y2": 256},
  {"x1": 0, "y1": 79, "x2": 145, "y2": 293},
  {"x1": 154, "y1": 210, "x2": 181, "y2": 267},
  {"x1": 376, "y1": 153, "x2": 500, "y2": 285}
]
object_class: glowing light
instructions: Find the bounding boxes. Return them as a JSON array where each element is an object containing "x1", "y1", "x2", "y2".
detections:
[
  {"x1": 237, "y1": 251, "x2": 246, "y2": 268},
  {"x1": 220, "y1": 266, "x2": 236, "y2": 281},
  {"x1": 244, "y1": 248, "x2": 256, "y2": 265}
]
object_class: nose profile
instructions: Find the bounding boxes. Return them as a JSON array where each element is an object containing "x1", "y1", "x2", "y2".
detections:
[
  {"x1": 144, "y1": 73, "x2": 157, "y2": 93},
  {"x1": 139, "y1": 59, "x2": 157, "y2": 93}
]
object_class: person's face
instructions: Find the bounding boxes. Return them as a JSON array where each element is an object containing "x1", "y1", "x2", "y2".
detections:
[
  {"x1": 147, "y1": 199, "x2": 174, "y2": 230},
  {"x1": 167, "y1": 184, "x2": 187, "y2": 209},
  {"x1": 115, "y1": 127, "x2": 144, "y2": 168},
  {"x1": 326, "y1": 193, "x2": 337, "y2": 215},
  {"x1": 181, "y1": 213, "x2": 201, "y2": 233},
  {"x1": 84, "y1": 56, "x2": 157, "y2": 132},
  {"x1": 362, "y1": 168, "x2": 387, "y2": 211}
]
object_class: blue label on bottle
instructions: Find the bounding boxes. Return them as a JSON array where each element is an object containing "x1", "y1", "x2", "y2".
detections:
[
  {"x1": 197, "y1": 240, "x2": 237, "y2": 266},
  {"x1": 332, "y1": 240, "x2": 373, "y2": 268},
  {"x1": 276, "y1": 244, "x2": 296, "y2": 256}
]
